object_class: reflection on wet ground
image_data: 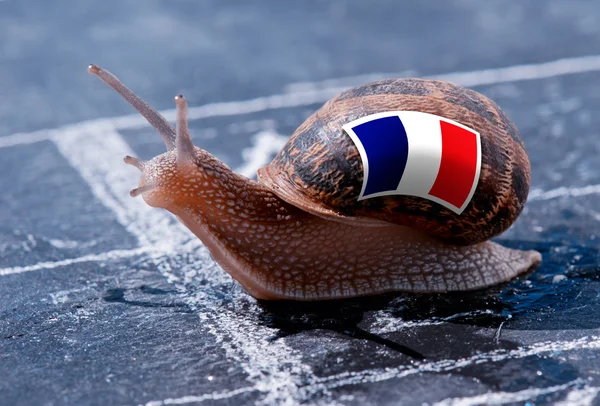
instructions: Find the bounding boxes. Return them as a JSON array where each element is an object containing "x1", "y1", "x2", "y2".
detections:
[{"x1": 258, "y1": 239, "x2": 599, "y2": 346}]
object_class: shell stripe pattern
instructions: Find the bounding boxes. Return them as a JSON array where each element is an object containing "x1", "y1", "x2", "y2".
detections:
[{"x1": 342, "y1": 111, "x2": 482, "y2": 215}]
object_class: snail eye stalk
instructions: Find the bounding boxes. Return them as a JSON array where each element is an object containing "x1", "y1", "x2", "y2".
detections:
[
  {"x1": 88, "y1": 64, "x2": 177, "y2": 151},
  {"x1": 174, "y1": 95, "x2": 195, "y2": 166},
  {"x1": 129, "y1": 184, "x2": 157, "y2": 198}
]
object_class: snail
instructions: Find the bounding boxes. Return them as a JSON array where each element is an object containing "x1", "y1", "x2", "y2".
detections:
[{"x1": 88, "y1": 64, "x2": 541, "y2": 301}]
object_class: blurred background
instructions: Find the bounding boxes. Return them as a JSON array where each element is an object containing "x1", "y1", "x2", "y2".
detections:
[
  {"x1": 2, "y1": 1, "x2": 600, "y2": 405},
  {"x1": 2, "y1": 0, "x2": 600, "y2": 135}
]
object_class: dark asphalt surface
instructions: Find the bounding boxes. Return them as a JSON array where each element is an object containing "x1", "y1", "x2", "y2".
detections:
[{"x1": 1, "y1": 1, "x2": 600, "y2": 405}]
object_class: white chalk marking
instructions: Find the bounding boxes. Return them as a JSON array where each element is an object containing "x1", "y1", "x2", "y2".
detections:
[
  {"x1": 286, "y1": 54, "x2": 600, "y2": 91},
  {"x1": 52, "y1": 124, "x2": 193, "y2": 251},
  {"x1": 49, "y1": 286, "x2": 93, "y2": 305},
  {"x1": 433, "y1": 54, "x2": 600, "y2": 88},
  {"x1": 431, "y1": 380, "x2": 582, "y2": 406},
  {"x1": 0, "y1": 246, "x2": 152, "y2": 276},
  {"x1": 197, "y1": 302, "x2": 332, "y2": 406},
  {"x1": 302, "y1": 335, "x2": 600, "y2": 395},
  {"x1": 555, "y1": 385, "x2": 600, "y2": 406},
  {"x1": 529, "y1": 184, "x2": 600, "y2": 201},
  {"x1": 105, "y1": 53, "x2": 600, "y2": 135},
  {"x1": 0, "y1": 128, "x2": 59, "y2": 149},
  {"x1": 4, "y1": 53, "x2": 600, "y2": 150},
  {"x1": 237, "y1": 130, "x2": 288, "y2": 178},
  {"x1": 45, "y1": 238, "x2": 100, "y2": 250},
  {"x1": 370, "y1": 309, "x2": 495, "y2": 334},
  {"x1": 110, "y1": 89, "x2": 340, "y2": 132},
  {"x1": 143, "y1": 386, "x2": 257, "y2": 406}
]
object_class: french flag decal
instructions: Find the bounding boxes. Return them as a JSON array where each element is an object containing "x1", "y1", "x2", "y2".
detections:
[{"x1": 343, "y1": 111, "x2": 481, "y2": 214}]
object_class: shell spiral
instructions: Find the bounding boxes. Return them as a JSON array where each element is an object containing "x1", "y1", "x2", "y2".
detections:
[{"x1": 258, "y1": 78, "x2": 531, "y2": 245}]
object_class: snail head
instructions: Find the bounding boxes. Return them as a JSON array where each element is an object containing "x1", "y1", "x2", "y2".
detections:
[{"x1": 88, "y1": 64, "x2": 218, "y2": 210}]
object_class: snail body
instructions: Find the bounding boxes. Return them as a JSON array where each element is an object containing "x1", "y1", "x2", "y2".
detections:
[{"x1": 89, "y1": 65, "x2": 541, "y2": 301}]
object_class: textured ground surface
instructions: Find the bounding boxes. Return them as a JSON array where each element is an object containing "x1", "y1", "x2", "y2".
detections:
[{"x1": 1, "y1": 1, "x2": 600, "y2": 405}]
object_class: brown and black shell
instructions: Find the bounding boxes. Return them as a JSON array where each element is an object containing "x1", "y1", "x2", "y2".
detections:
[{"x1": 257, "y1": 78, "x2": 531, "y2": 245}]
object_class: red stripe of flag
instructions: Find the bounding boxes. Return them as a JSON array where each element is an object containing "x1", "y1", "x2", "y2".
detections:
[{"x1": 428, "y1": 120, "x2": 479, "y2": 209}]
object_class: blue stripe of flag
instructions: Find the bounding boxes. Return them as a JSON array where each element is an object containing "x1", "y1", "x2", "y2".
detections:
[{"x1": 351, "y1": 115, "x2": 409, "y2": 196}]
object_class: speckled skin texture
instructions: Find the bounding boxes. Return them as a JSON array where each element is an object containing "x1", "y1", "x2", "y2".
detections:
[
  {"x1": 140, "y1": 150, "x2": 541, "y2": 300},
  {"x1": 259, "y1": 79, "x2": 532, "y2": 245}
]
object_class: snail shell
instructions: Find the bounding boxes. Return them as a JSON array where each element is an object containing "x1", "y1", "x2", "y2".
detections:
[{"x1": 258, "y1": 78, "x2": 530, "y2": 245}]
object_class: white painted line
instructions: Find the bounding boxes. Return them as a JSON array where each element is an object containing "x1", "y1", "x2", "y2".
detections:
[
  {"x1": 0, "y1": 129, "x2": 59, "y2": 149},
  {"x1": 286, "y1": 54, "x2": 600, "y2": 92},
  {"x1": 432, "y1": 380, "x2": 582, "y2": 406},
  {"x1": 62, "y1": 54, "x2": 600, "y2": 133},
  {"x1": 50, "y1": 287, "x2": 94, "y2": 305},
  {"x1": 0, "y1": 246, "x2": 153, "y2": 276},
  {"x1": 433, "y1": 54, "x2": 600, "y2": 88},
  {"x1": 52, "y1": 123, "x2": 194, "y2": 250},
  {"x1": 4, "y1": 53, "x2": 600, "y2": 150},
  {"x1": 529, "y1": 184, "x2": 600, "y2": 201},
  {"x1": 236, "y1": 130, "x2": 288, "y2": 178},
  {"x1": 111, "y1": 88, "x2": 341, "y2": 132},
  {"x1": 143, "y1": 386, "x2": 257, "y2": 406},
  {"x1": 302, "y1": 335, "x2": 600, "y2": 395},
  {"x1": 555, "y1": 385, "x2": 600, "y2": 406},
  {"x1": 370, "y1": 309, "x2": 495, "y2": 334}
]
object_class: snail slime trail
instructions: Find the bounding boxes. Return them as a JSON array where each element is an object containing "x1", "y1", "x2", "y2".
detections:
[{"x1": 88, "y1": 65, "x2": 541, "y2": 301}]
